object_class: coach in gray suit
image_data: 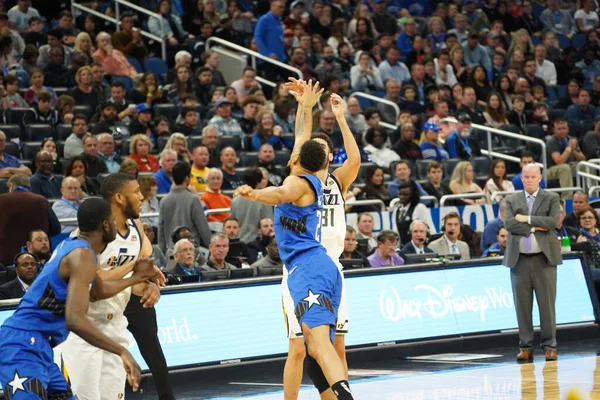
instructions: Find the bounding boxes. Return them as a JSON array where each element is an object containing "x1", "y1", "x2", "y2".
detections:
[{"x1": 504, "y1": 163, "x2": 561, "y2": 363}]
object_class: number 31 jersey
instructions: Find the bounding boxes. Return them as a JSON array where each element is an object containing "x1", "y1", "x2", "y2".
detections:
[{"x1": 321, "y1": 173, "x2": 346, "y2": 268}]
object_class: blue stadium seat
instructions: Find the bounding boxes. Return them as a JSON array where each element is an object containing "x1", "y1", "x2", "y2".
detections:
[
  {"x1": 4, "y1": 142, "x2": 20, "y2": 158},
  {"x1": 26, "y1": 124, "x2": 55, "y2": 142},
  {"x1": 112, "y1": 76, "x2": 133, "y2": 91},
  {"x1": 14, "y1": 69, "x2": 29, "y2": 88},
  {"x1": 6, "y1": 107, "x2": 33, "y2": 127},
  {"x1": 556, "y1": 34, "x2": 571, "y2": 49},
  {"x1": 558, "y1": 85, "x2": 567, "y2": 97},
  {"x1": 154, "y1": 103, "x2": 179, "y2": 120},
  {"x1": 127, "y1": 57, "x2": 144, "y2": 73},
  {"x1": 22, "y1": 142, "x2": 41, "y2": 159},
  {"x1": 219, "y1": 135, "x2": 242, "y2": 152},
  {"x1": 532, "y1": 2, "x2": 544, "y2": 18},
  {"x1": 144, "y1": 57, "x2": 168, "y2": 81},
  {"x1": 546, "y1": 86, "x2": 558, "y2": 106},
  {"x1": 0, "y1": 124, "x2": 22, "y2": 141},
  {"x1": 572, "y1": 34, "x2": 586, "y2": 50},
  {"x1": 531, "y1": 36, "x2": 541, "y2": 46},
  {"x1": 355, "y1": 96, "x2": 373, "y2": 110},
  {"x1": 57, "y1": 124, "x2": 72, "y2": 141}
]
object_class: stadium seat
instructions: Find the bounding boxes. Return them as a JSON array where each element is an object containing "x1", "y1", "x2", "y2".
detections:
[
  {"x1": 355, "y1": 96, "x2": 373, "y2": 110},
  {"x1": 154, "y1": 103, "x2": 179, "y2": 120},
  {"x1": 243, "y1": 135, "x2": 254, "y2": 150},
  {"x1": 187, "y1": 135, "x2": 202, "y2": 150},
  {"x1": 274, "y1": 150, "x2": 290, "y2": 166},
  {"x1": 122, "y1": 138, "x2": 132, "y2": 155},
  {"x1": 0, "y1": 178, "x2": 8, "y2": 194},
  {"x1": 6, "y1": 107, "x2": 33, "y2": 127},
  {"x1": 241, "y1": 152, "x2": 259, "y2": 166},
  {"x1": 414, "y1": 159, "x2": 431, "y2": 180},
  {"x1": 112, "y1": 76, "x2": 133, "y2": 91},
  {"x1": 127, "y1": 57, "x2": 144, "y2": 73},
  {"x1": 57, "y1": 140, "x2": 65, "y2": 158},
  {"x1": 14, "y1": 69, "x2": 29, "y2": 88},
  {"x1": 524, "y1": 124, "x2": 544, "y2": 139},
  {"x1": 531, "y1": 36, "x2": 541, "y2": 46},
  {"x1": 72, "y1": 105, "x2": 93, "y2": 120},
  {"x1": 59, "y1": 158, "x2": 69, "y2": 173},
  {"x1": 548, "y1": 108, "x2": 565, "y2": 121},
  {"x1": 558, "y1": 85, "x2": 566, "y2": 97},
  {"x1": 442, "y1": 158, "x2": 461, "y2": 178},
  {"x1": 546, "y1": 86, "x2": 558, "y2": 106},
  {"x1": 556, "y1": 34, "x2": 571, "y2": 49},
  {"x1": 144, "y1": 57, "x2": 168, "y2": 81},
  {"x1": 4, "y1": 142, "x2": 20, "y2": 158},
  {"x1": 0, "y1": 124, "x2": 23, "y2": 141},
  {"x1": 357, "y1": 162, "x2": 376, "y2": 183},
  {"x1": 57, "y1": 124, "x2": 72, "y2": 141},
  {"x1": 53, "y1": 87, "x2": 68, "y2": 97},
  {"x1": 22, "y1": 142, "x2": 41, "y2": 159},
  {"x1": 26, "y1": 124, "x2": 55, "y2": 142},
  {"x1": 219, "y1": 135, "x2": 242, "y2": 152},
  {"x1": 532, "y1": 2, "x2": 543, "y2": 18},
  {"x1": 156, "y1": 135, "x2": 169, "y2": 152},
  {"x1": 572, "y1": 34, "x2": 586, "y2": 50},
  {"x1": 472, "y1": 156, "x2": 492, "y2": 177},
  {"x1": 582, "y1": 119, "x2": 595, "y2": 135}
]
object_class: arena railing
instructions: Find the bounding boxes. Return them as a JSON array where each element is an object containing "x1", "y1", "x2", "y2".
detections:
[
  {"x1": 389, "y1": 195, "x2": 439, "y2": 209},
  {"x1": 71, "y1": 0, "x2": 167, "y2": 60},
  {"x1": 589, "y1": 186, "x2": 600, "y2": 198},
  {"x1": 471, "y1": 123, "x2": 547, "y2": 183},
  {"x1": 348, "y1": 92, "x2": 399, "y2": 131},
  {"x1": 576, "y1": 160, "x2": 600, "y2": 194},
  {"x1": 205, "y1": 37, "x2": 303, "y2": 88},
  {"x1": 491, "y1": 187, "x2": 584, "y2": 203},
  {"x1": 439, "y1": 193, "x2": 487, "y2": 207}
]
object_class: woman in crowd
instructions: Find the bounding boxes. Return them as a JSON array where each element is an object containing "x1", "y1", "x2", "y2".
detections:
[
  {"x1": 451, "y1": 83, "x2": 464, "y2": 112},
  {"x1": 69, "y1": 66, "x2": 102, "y2": 111},
  {"x1": 139, "y1": 175, "x2": 160, "y2": 228},
  {"x1": 469, "y1": 65, "x2": 492, "y2": 107},
  {"x1": 148, "y1": 0, "x2": 194, "y2": 54},
  {"x1": 224, "y1": 86, "x2": 243, "y2": 119},
  {"x1": 420, "y1": 121, "x2": 449, "y2": 162},
  {"x1": 494, "y1": 73, "x2": 514, "y2": 111},
  {"x1": 578, "y1": 30, "x2": 600, "y2": 60},
  {"x1": 351, "y1": 52, "x2": 384, "y2": 92},
  {"x1": 82, "y1": 15, "x2": 100, "y2": 46},
  {"x1": 509, "y1": 48, "x2": 525, "y2": 71},
  {"x1": 484, "y1": 159, "x2": 514, "y2": 203},
  {"x1": 405, "y1": 35, "x2": 426, "y2": 69},
  {"x1": 129, "y1": 72, "x2": 164, "y2": 105},
  {"x1": 129, "y1": 134, "x2": 159, "y2": 172},
  {"x1": 24, "y1": 68, "x2": 57, "y2": 106},
  {"x1": 576, "y1": 206, "x2": 600, "y2": 267},
  {"x1": 118, "y1": 158, "x2": 140, "y2": 178},
  {"x1": 328, "y1": 18, "x2": 354, "y2": 56},
  {"x1": 449, "y1": 161, "x2": 485, "y2": 205},
  {"x1": 556, "y1": 79, "x2": 581, "y2": 110},
  {"x1": 363, "y1": 127, "x2": 400, "y2": 169},
  {"x1": 507, "y1": 28, "x2": 535, "y2": 58},
  {"x1": 426, "y1": 16, "x2": 447, "y2": 52},
  {"x1": 394, "y1": 181, "x2": 429, "y2": 245},
  {"x1": 450, "y1": 44, "x2": 470, "y2": 84},
  {"x1": 348, "y1": 5, "x2": 378, "y2": 41},
  {"x1": 55, "y1": 95, "x2": 76, "y2": 124},
  {"x1": 93, "y1": 32, "x2": 138, "y2": 79},
  {"x1": 65, "y1": 155, "x2": 100, "y2": 197},
  {"x1": 167, "y1": 65, "x2": 195, "y2": 109},
  {"x1": 349, "y1": 17, "x2": 375, "y2": 52},
  {"x1": 483, "y1": 92, "x2": 509, "y2": 128},
  {"x1": 163, "y1": 132, "x2": 192, "y2": 163},
  {"x1": 73, "y1": 32, "x2": 94, "y2": 66},
  {"x1": 251, "y1": 110, "x2": 293, "y2": 151},
  {"x1": 356, "y1": 164, "x2": 390, "y2": 206}
]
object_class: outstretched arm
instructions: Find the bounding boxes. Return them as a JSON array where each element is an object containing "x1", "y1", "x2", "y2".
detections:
[
  {"x1": 286, "y1": 79, "x2": 323, "y2": 161},
  {"x1": 330, "y1": 94, "x2": 360, "y2": 194},
  {"x1": 234, "y1": 176, "x2": 307, "y2": 206},
  {"x1": 90, "y1": 257, "x2": 157, "y2": 301}
]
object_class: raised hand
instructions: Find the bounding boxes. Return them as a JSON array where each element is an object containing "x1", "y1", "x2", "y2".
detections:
[
  {"x1": 233, "y1": 184, "x2": 257, "y2": 200},
  {"x1": 330, "y1": 93, "x2": 346, "y2": 119},
  {"x1": 285, "y1": 77, "x2": 305, "y2": 95},
  {"x1": 300, "y1": 79, "x2": 324, "y2": 109}
]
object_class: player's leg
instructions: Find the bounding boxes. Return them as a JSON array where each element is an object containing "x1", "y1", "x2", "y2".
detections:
[
  {"x1": 46, "y1": 363, "x2": 75, "y2": 400},
  {"x1": 333, "y1": 335, "x2": 348, "y2": 379},
  {"x1": 283, "y1": 338, "x2": 306, "y2": 400},
  {"x1": 98, "y1": 317, "x2": 129, "y2": 400},
  {"x1": 58, "y1": 334, "x2": 102, "y2": 400},
  {"x1": 334, "y1": 273, "x2": 349, "y2": 380}
]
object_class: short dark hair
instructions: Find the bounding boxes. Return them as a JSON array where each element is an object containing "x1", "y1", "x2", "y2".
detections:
[
  {"x1": 298, "y1": 140, "x2": 326, "y2": 172},
  {"x1": 100, "y1": 173, "x2": 137, "y2": 202},
  {"x1": 311, "y1": 132, "x2": 334, "y2": 155},
  {"x1": 38, "y1": 90, "x2": 52, "y2": 102},
  {"x1": 443, "y1": 211, "x2": 461, "y2": 226},
  {"x1": 520, "y1": 150, "x2": 535, "y2": 160},
  {"x1": 28, "y1": 16, "x2": 41, "y2": 25},
  {"x1": 47, "y1": 28, "x2": 63, "y2": 40},
  {"x1": 181, "y1": 106, "x2": 196, "y2": 118},
  {"x1": 377, "y1": 230, "x2": 398, "y2": 243},
  {"x1": 427, "y1": 160, "x2": 442, "y2": 172},
  {"x1": 78, "y1": 198, "x2": 113, "y2": 234},
  {"x1": 59, "y1": 10, "x2": 73, "y2": 19},
  {"x1": 242, "y1": 167, "x2": 263, "y2": 188},
  {"x1": 111, "y1": 81, "x2": 126, "y2": 90},
  {"x1": 497, "y1": 225, "x2": 506, "y2": 235},
  {"x1": 27, "y1": 229, "x2": 45, "y2": 242},
  {"x1": 223, "y1": 216, "x2": 239, "y2": 224},
  {"x1": 197, "y1": 66, "x2": 211, "y2": 75},
  {"x1": 72, "y1": 114, "x2": 88, "y2": 126},
  {"x1": 364, "y1": 107, "x2": 380, "y2": 120},
  {"x1": 172, "y1": 162, "x2": 192, "y2": 185},
  {"x1": 4, "y1": 74, "x2": 18, "y2": 85},
  {"x1": 181, "y1": 95, "x2": 196, "y2": 104},
  {"x1": 242, "y1": 95, "x2": 261, "y2": 107}
]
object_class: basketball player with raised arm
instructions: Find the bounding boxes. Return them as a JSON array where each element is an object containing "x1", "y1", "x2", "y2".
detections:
[
  {"x1": 0, "y1": 198, "x2": 159, "y2": 399},
  {"x1": 282, "y1": 80, "x2": 361, "y2": 399},
  {"x1": 59, "y1": 173, "x2": 166, "y2": 400},
  {"x1": 236, "y1": 137, "x2": 354, "y2": 400}
]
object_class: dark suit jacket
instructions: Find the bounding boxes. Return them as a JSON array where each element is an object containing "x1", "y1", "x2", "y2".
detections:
[
  {"x1": 503, "y1": 189, "x2": 561, "y2": 268},
  {"x1": 0, "y1": 278, "x2": 26, "y2": 300},
  {"x1": 168, "y1": 263, "x2": 202, "y2": 276},
  {"x1": 399, "y1": 241, "x2": 434, "y2": 258},
  {"x1": 247, "y1": 238, "x2": 268, "y2": 263}
]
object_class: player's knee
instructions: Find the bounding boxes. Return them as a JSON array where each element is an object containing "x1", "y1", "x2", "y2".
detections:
[
  {"x1": 305, "y1": 353, "x2": 330, "y2": 394},
  {"x1": 288, "y1": 338, "x2": 306, "y2": 361}
]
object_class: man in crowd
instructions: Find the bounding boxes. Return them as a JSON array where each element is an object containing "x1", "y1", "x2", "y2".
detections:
[
  {"x1": 52, "y1": 176, "x2": 81, "y2": 233},
  {"x1": 158, "y1": 162, "x2": 212, "y2": 252},
  {"x1": 456, "y1": 87, "x2": 486, "y2": 125},
  {"x1": 566, "y1": 89, "x2": 598, "y2": 136},
  {"x1": 422, "y1": 161, "x2": 453, "y2": 202},
  {"x1": 563, "y1": 191, "x2": 590, "y2": 228},
  {"x1": 546, "y1": 119, "x2": 586, "y2": 200},
  {"x1": 387, "y1": 160, "x2": 428, "y2": 199},
  {"x1": 356, "y1": 213, "x2": 378, "y2": 253},
  {"x1": 482, "y1": 226, "x2": 508, "y2": 257},
  {"x1": 30, "y1": 151, "x2": 62, "y2": 199},
  {"x1": 201, "y1": 126, "x2": 220, "y2": 168},
  {"x1": 22, "y1": 90, "x2": 60, "y2": 129},
  {"x1": 25, "y1": 229, "x2": 51, "y2": 271},
  {"x1": 247, "y1": 218, "x2": 275, "y2": 262},
  {"x1": 368, "y1": 230, "x2": 404, "y2": 267},
  {"x1": 257, "y1": 143, "x2": 286, "y2": 186},
  {"x1": 220, "y1": 147, "x2": 242, "y2": 190},
  {"x1": 251, "y1": 236, "x2": 283, "y2": 269},
  {"x1": 168, "y1": 239, "x2": 202, "y2": 276},
  {"x1": 481, "y1": 199, "x2": 506, "y2": 253},
  {"x1": 445, "y1": 113, "x2": 482, "y2": 160},
  {"x1": 393, "y1": 123, "x2": 422, "y2": 162},
  {"x1": 556, "y1": 203, "x2": 581, "y2": 241},
  {"x1": 202, "y1": 233, "x2": 236, "y2": 271},
  {"x1": 0, "y1": 131, "x2": 31, "y2": 178},
  {"x1": 315, "y1": 45, "x2": 342, "y2": 83},
  {"x1": 190, "y1": 145, "x2": 210, "y2": 192},
  {"x1": 231, "y1": 67, "x2": 259, "y2": 103},
  {"x1": 535, "y1": 44, "x2": 557, "y2": 87},
  {"x1": 129, "y1": 103, "x2": 156, "y2": 139},
  {"x1": 37, "y1": 28, "x2": 73, "y2": 68},
  {"x1": 230, "y1": 168, "x2": 272, "y2": 243},
  {"x1": 315, "y1": 110, "x2": 344, "y2": 148},
  {"x1": 428, "y1": 212, "x2": 471, "y2": 260},
  {"x1": 165, "y1": 51, "x2": 192, "y2": 85},
  {"x1": 155, "y1": 149, "x2": 177, "y2": 194},
  {"x1": 339, "y1": 226, "x2": 371, "y2": 268},
  {"x1": 254, "y1": 0, "x2": 286, "y2": 79},
  {"x1": 512, "y1": 151, "x2": 548, "y2": 190},
  {"x1": 82, "y1": 135, "x2": 108, "y2": 178},
  {"x1": 239, "y1": 96, "x2": 261, "y2": 134},
  {"x1": 200, "y1": 169, "x2": 232, "y2": 222},
  {"x1": 378, "y1": 79, "x2": 402, "y2": 124},
  {"x1": 208, "y1": 98, "x2": 244, "y2": 138},
  {"x1": 345, "y1": 98, "x2": 368, "y2": 136},
  {"x1": 399, "y1": 220, "x2": 434, "y2": 257},
  {"x1": 64, "y1": 115, "x2": 88, "y2": 159},
  {"x1": 177, "y1": 107, "x2": 202, "y2": 137},
  {"x1": 222, "y1": 216, "x2": 253, "y2": 267},
  {"x1": 97, "y1": 133, "x2": 122, "y2": 174},
  {"x1": 91, "y1": 102, "x2": 120, "y2": 135},
  {"x1": 0, "y1": 251, "x2": 39, "y2": 299}
]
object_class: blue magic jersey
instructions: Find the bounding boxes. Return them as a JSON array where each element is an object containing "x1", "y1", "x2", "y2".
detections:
[
  {"x1": 2, "y1": 237, "x2": 95, "y2": 346},
  {"x1": 274, "y1": 174, "x2": 324, "y2": 265}
]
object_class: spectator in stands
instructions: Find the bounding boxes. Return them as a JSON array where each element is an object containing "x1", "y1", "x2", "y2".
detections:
[
  {"x1": 81, "y1": 135, "x2": 108, "y2": 178},
  {"x1": 0, "y1": 251, "x2": 39, "y2": 299},
  {"x1": 339, "y1": 226, "x2": 371, "y2": 267},
  {"x1": 540, "y1": 0, "x2": 576, "y2": 38},
  {"x1": 350, "y1": 52, "x2": 384, "y2": 92},
  {"x1": 188, "y1": 145, "x2": 209, "y2": 193},
  {"x1": 38, "y1": 139, "x2": 62, "y2": 175},
  {"x1": 112, "y1": 12, "x2": 148, "y2": 61},
  {"x1": 30, "y1": 151, "x2": 62, "y2": 199},
  {"x1": 129, "y1": 134, "x2": 159, "y2": 173},
  {"x1": 450, "y1": 161, "x2": 485, "y2": 205},
  {"x1": 168, "y1": 239, "x2": 203, "y2": 276},
  {"x1": 3, "y1": 74, "x2": 26, "y2": 109},
  {"x1": 480, "y1": 197, "x2": 506, "y2": 253},
  {"x1": 163, "y1": 133, "x2": 192, "y2": 164},
  {"x1": 165, "y1": 51, "x2": 192, "y2": 86},
  {"x1": 427, "y1": 100, "x2": 453, "y2": 140},
  {"x1": 463, "y1": 32, "x2": 491, "y2": 71},
  {"x1": 89, "y1": 63, "x2": 110, "y2": 103},
  {"x1": 198, "y1": 126, "x2": 218, "y2": 168},
  {"x1": 137, "y1": 175, "x2": 159, "y2": 228},
  {"x1": 96, "y1": 133, "x2": 121, "y2": 174},
  {"x1": 57, "y1": 10, "x2": 79, "y2": 45},
  {"x1": 506, "y1": 95, "x2": 532, "y2": 133},
  {"x1": 0, "y1": 173, "x2": 60, "y2": 266},
  {"x1": 201, "y1": 168, "x2": 232, "y2": 223},
  {"x1": 445, "y1": 113, "x2": 482, "y2": 160},
  {"x1": 63, "y1": 115, "x2": 88, "y2": 159},
  {"x1": 343, "y1": 98, "x2": 367, "y2": 136},
  {"x1": 93, "y1": 32, "x2": 138, "y2": 79},
  {"x1": 367, "y1": 230, "x2": 403, "y2": 267},
  {"x1": 583, "y1": 115, "x2": 600, "y2": 160},
  {"x1": 201, "y1": 51, "x2": 225, "y2": 88},
  {"x1": 251, "y1": 235, "x2": 283, "y2": 270},
  {"x1": 154, "y1": 149, "x2": 177, "y2": 194},
  {"x1": 208, "y1": 98, "x2": 244, "y2": 138},
  {"x1": 420, "y1": 121, "x2": 449, "y2": 162},
  {"x1": 557, "y1": 79, "x2": 582, "y2": 110},
  {"x1": 457, "y1": 86, "x2": 485, "y2": 125},
  {"x1": 483, "y1": 92, "x2": 509, "y2": 129},
  {"x1": 392, "y1": 123, "x2": 422, "y2": 162},
  {"x1": 141, "y1": 222, "x2": 166, "y2": 267},
  {"x1": 43, "y1": 47, "x2": 72, "y2": 88},
  {"x1": 52, "y1": 176, "x2": 81, "y2": 233},
  {"x1": 118, "y1": 158, "x2": 139, "y2": 179},
  {"x1": 129, "y1": 73, "x2": 164, "y2": 106},
  {"x1": 484, "y1": 160, "x2": 514, "y2": 203},
  {"x1": 394, "y1": 181, "x2": 429, "y2": 245},
  {"x1": 547, "y1": 119, "x2": 586, "y2": 200},
  {"x1": 0, "y1": 131, "x2": 31, "y2": 178},
  {"x1": 246, "y1": 217, "x2": 275, "y2": 261},
  {"x1": 230, "y1": 167, "x2": 272, "y2": 242},
  {"x1": 252, "y1": 110, "x2": 293, "y2": 151},
  {"x1": 20, "y1": 44, "x2": 38, "y2": 75},
  {"x1": 70, "y1": 66, "x2": 102, "y2": 112},
  {"x1": 353, "y1": 212, "x2": 376, "y2": 253},
  {"x1": 37, "y1": 29, "x2": 73, "y2": 69},
  {"x1": 24, "y1": 67, "x2": 56, "y2": 106},
  {"x1": 566, "y1": 89, "x2": 598, "y2": 136},
  {"x1": 22, "y1": 15, "x2": 43, "y2": 47},
  {"x1": 288, "y1": 47, "x2": 315, "y2": 80},
  {"x1": 481, "y1": 225, "x2": 507, "y2": 257},
  {"x1": 469, "y1": 65, "x2": 492, "y2": 107},
  {"x1": 158, "y1": 162, "x2": 211, "y2": 251},
  {"x1": 253, "y1": 0, "x2": 286, "y2": 77},
  {"x1": 256, "y1": 143, "x2": 286, "y2": 186},
  {"x1": 315, "y1": 46, "x2": 343, "y2": 83},
  {"x1": 387, "y1": 160, "x2": 427, "y2": 200},
  {"x1": 239, "y1": 96, "x2": 260, "y2": 135},
  {"x1": 65, "y1": 155, "x2": 100, "y2": 197},
  {"x1": 129, "y1": 104, "x2": 157, "y2": 142},
  {"x1": 356, "y1": 164, "x2": 389, "y2": 206},
  {"x1": 404, "y1": 62, "x2": 433, "y2": 105},
  {"x1": 429, "y1": 212, "x2": 471, "y2": 259},
  {"x1": 376, "y1": 79, "x2": 401, "y2": 124},
  {"x1": 108, "y1": 81, "x2": 134, "y2": 121},
  {"x1": 511, "y1": 152, "x2": 546, "y2": 191},
  {"x1": 22, "y1": 89, "x2": 60, "y2": 129},
  {"x1": 564, "y1": 191, "x2": 590, "y2": 228},
  {"x1": 434, "y1": 50, "x2": 457, "y2": 88},
  {"x1": 575, "y1": 206, "x2": 600, "y2": 266},
  {"x1": 219, "y1": 147, "x2": 242, "y2": 190},
  {"x1": 25, "y1": 229, "x2": 50, "y2": 270},
  {"x1": 55, "y1": 95, "x2": 75, "y2": 124},
  {"x1": 203, "y1": 233, "x2": 236, "y2": 271},
  {"x1": 315, "y1": 109, "x2": 344, "y2": 149},
  {"x1": 222, "y1": 216, "x2": 252, "y2": 266},
  {"x1": 73, "y1": 32, "x2": 94, "y2": 66},
  {"x1": 7, "y1": 0, "x2": 39, "y2": 33},
  {"x1": 231, "y1": 67, "x2": 259, "y2": 104},
  {"x1": 363, "y1": 127, "x2": 399, "y2": 168},
  {"x1": 378, "y1": 46, "x2": 410, "y2": 84},
  {"x1": 532, "y1": 102, "x2": 555, "y2": 137},
  {"x1": 534, "y1": 45, "x2": 557, "y2": 87},
  {"x1": 90, "y1": 102, "x2": 121, "y2": 135},
  {"x1": 422, "y1": 160, "x2": 453, "y2": 202},
  {"x1": 576, "y1": 49, "x2": 600, "y2": 87},
  {"x1": 399, "y1": 220, "x2": 434, "y2": 258}
]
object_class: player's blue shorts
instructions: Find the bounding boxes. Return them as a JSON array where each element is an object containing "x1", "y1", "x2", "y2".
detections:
[
  {"x1": 286, "y1": 248, "x2": 343, "y2": 341},
  {"x1": 0, "y1": 327, "x2": 74, "y2": 400}
]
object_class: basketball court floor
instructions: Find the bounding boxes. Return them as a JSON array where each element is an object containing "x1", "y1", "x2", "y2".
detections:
[{"x1": 128, "y1": 337, "x2": 600, "y2": 399}]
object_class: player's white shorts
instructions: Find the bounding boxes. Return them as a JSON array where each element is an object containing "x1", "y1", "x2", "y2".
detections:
[
  {"x1": 282, "y1": 262, "x2": 348, "y2": 339},
  {"x1": 54, "y1": 314, "x2": 129, "y2": 400}
]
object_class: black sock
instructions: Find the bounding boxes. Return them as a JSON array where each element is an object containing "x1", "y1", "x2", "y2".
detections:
[{"x1": 331, "y1": 380, "x2": 354, "y2": 400}]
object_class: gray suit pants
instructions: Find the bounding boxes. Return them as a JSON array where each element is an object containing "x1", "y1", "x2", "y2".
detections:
[{"x1": 510, "y1": 252, "x2": 557, "y2": 351}]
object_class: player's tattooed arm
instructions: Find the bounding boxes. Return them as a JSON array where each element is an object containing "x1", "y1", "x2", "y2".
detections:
[
  {"x1": 287, "y1": 79, "x2": 323, "y2": 161},
  {"x1": 330, "y1": 93, "x2": 360, "y2": 195},
  {"x1": 234, "y1": 176, "x2": 307, "y2": 205}
]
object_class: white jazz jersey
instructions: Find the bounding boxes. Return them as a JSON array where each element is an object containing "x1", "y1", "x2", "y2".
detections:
[
  {"x1": 88, "y1": 218, "x2": 142, "y2": 320},
  {"x1": 321, "y1": 173, "x2": 346, "y2": 267}
]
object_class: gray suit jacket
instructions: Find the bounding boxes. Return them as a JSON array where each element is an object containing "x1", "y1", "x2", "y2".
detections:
[
  {"x1": 503, "y1": 189, "x2": 562, "y2": 268},
  {"x1": 428, "y1": 236, "x2": 471, "y2": 260}
]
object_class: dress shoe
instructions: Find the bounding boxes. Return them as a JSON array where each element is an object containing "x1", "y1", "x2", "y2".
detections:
[
  {"x1": 516, "y1": 350, "x2": 533, "y2": 362},
  {"x1": 545, "y1": 350, "x2": 557, "y2": 361}
]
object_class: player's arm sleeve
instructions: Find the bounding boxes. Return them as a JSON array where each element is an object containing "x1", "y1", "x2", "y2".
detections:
[
  {"x1": 333, "y1": 113, "x2": 361, "y2": 194},
  {"x1": 289, "y1": 100, "x2": 314, "y2": 162},
  {"x1": 65, "y1": 248, "x2": 129, "y2": 356}
]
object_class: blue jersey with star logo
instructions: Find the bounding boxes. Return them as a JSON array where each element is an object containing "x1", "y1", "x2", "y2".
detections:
[
  {"x1": 274, "y1": 174, "x2": 325, "y2": 266},
  {"x1": 2, "y1": 237, "x2": 96, "y2": 347}
]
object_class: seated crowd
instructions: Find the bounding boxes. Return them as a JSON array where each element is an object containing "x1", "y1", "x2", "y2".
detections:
[{"x1": 1, "y1": 0, "x2": 600, "y2": 297}]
